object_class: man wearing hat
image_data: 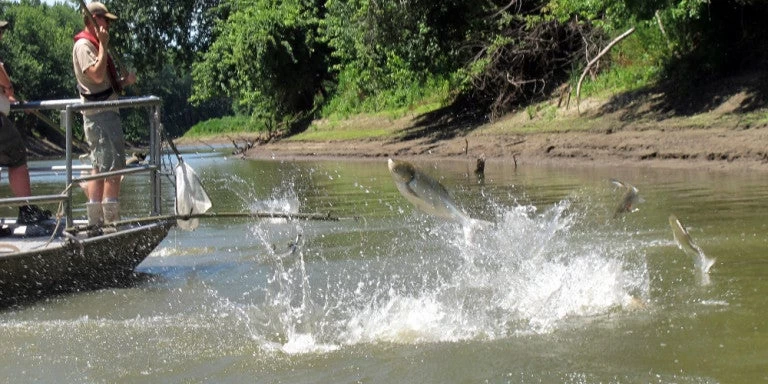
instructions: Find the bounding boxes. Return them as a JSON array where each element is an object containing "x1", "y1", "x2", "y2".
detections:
[
  {"x1": 72, "y1": 1, "x2": 136, "y2": 225},
  {"x1": 0, "y1": 20, "x2": 52, "y2": 228}
]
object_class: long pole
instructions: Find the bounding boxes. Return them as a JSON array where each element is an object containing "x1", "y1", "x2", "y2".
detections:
[
  {"x1": 64, "y1": 106, "x2": 74, "y2": 227},
  {"x1": 65, "y1": 211, "x2": 353, "y2": 231},
  {"x1": 150, "y1": 106, "x2": 162, "y2": 215}
]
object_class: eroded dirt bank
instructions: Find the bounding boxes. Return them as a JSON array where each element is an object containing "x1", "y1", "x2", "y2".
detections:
[
  {"x1": 242, "y1": 108, "x2": 768, "y2": 173},
  {"x1": 184, "y1": 80, "x2": 768, "y2": 173}
]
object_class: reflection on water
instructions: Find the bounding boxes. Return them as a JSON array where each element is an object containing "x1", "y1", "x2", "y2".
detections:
[{"x1": 1, "y1": 151, "x2": 767, "y2": 382}]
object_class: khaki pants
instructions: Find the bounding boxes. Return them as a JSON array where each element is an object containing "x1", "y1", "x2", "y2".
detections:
[{"x1": 83, "y1": 110, "x2": 126, "y2": 173}]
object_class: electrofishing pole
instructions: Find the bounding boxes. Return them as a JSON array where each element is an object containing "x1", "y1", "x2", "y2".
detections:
[{"x1": 65, "y1": 211, "x2": 352, "y2": 233}]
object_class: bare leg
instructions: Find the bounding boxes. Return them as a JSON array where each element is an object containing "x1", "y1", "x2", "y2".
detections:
[
  {"x1": 88, "y1": 169, "x2": 105, "y2": 202},
  {"x1": 8, "y1": 165, "x2": 32, "y2": 197},
  {"x1": 103, "y1": 175, "x2": 121, "y2": 200},
  {"x1": 76, "y1": 170, "x2": 90, "y2": 200}
]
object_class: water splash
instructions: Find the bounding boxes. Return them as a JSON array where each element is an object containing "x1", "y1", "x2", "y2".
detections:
[
  {"x1": 250, "y1": 197, "x2": 654, "y2": 351},
  {"x1": 178, "y1": 180, "x2": 656, "y2": 353}
]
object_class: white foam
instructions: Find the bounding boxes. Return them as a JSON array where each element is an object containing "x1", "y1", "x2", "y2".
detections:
[
  {"x1": 342, "y1": 292, "x2": 479, "y2": 344},
  {"x1": 339, "y1": 199, "x2": 650, "y2": 341},
  {"x1": 281, "y1": 333, "x2": 339, "y2": 354}
]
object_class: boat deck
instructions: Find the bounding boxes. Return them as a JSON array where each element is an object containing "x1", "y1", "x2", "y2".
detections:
[
  {"x1": 0, "y1": 96, "x2": 172, "y2": 307},
  {"x1": 0, "y1": 219, "x2": 175, "y2": 307}
]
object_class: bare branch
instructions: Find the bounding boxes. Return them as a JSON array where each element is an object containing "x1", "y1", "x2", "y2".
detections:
[{"x1": 576, "y1": 27, "x2": 635, "y2": 114}]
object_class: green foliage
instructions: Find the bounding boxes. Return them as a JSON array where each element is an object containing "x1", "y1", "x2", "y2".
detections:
[
  {"x1": 185, "y1": 115, "x2": 263, "y2": 137},
  {"x1": 578, "y1": 23, "x2": 668, "y2": 97},
  {"x1": 319, "y1": 0, "x2": 476, "y2": 115},
  {"x1": 543, "y1": 0, "x2": 768, "y2": 81},
  {"x1": 321, "y1": 72, "x2": 453, "y2": 117},
  {"x1": 0, "y1": 1, "x2": 81, "y2": 100},
  {"x1": 191, "y1": 0, "x2": 330, "y2": 130},
  {"x1": 658, "y1": 1, "x2": 768, "y2": 80},
  {"x1": 2, "y1": 0, "x2": 764, "y2": 143},
  {"x1": 107, "y1": 0, "x2": 221, "y2": 73},
  {"x1": 101, "y1": 0, "x2": 230, "y2": 141}
]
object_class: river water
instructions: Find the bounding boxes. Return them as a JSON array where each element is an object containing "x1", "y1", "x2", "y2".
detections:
[{"x1": 1, "y1": 149, "x2": 767, "y2": 383}]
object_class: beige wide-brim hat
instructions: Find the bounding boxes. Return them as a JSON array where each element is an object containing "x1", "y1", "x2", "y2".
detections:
[
  {"x1": 0, "y1": 21, "x2": 8, "y2": 29},
  {"x1": 87, "y1": 2, "x2": 118, "y2": 20}
]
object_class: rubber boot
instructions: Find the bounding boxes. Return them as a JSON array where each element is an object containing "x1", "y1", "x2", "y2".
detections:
[
  {"x1": 102, "y1": 201, "x2": 120, "y2": 224},
  {"x1": 86, "y1": 202, "x2": 103, "y2": 226}
]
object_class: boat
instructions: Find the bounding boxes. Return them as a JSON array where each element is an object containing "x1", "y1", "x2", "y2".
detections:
[
  {"x1": 0, "y1": 96, "x2": 175, "y2": 306},
  {"x1": 0, "y1": 219, "x2": 174, "y2": 306}
]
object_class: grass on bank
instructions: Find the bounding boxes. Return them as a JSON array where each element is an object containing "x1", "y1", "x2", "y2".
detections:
[
  {"x1": 291, "y1": 98, "x2": 444, "y2": 141},
  {"x1": 182, "y1": 101, "x2": 444, "y2": 142},
  {"x1": 183, "y1": 115, "x2": 262, "y2": 138},
  {"x1": 184, "y1": 80, "x2": 451, "y2": 142},
  {"x1": 182, "y1": 88, "x2": 625, "y2": 143}
]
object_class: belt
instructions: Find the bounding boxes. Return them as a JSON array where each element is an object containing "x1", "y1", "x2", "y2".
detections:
[{"x1": 81, "y1": 88, "x2": 114, "y2": 102}]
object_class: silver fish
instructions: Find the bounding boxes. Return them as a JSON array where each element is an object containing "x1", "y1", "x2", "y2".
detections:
[
  {"x1": 388, "y1": 158, "x2": 470, "y2": 222},
  {"x1": 610, "y1": 178, "x2": 641, "y2": 218},
  {"x1": 669, "y1": 214, "x2": 716, "y2": 284},
  {"x1": 272, "y1": 233, "x2": 302, "y2": 260}
]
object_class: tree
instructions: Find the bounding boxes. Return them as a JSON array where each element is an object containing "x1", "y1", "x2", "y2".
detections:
[
  {"x1": 459, "y1": 1, "x2": 593, "y2": 119},
  {"x1": 321, "y1": 0, "x2": 481, "y2": 113},
  {"x1": 98, "y1": 0, "x2": 230, "y2": 139},
  {"x1": 191, "y1": 0, "x2": 331, "y2": 133},
  {"x1": 0, "y1": 1, "x2": 84, "y2": 155},
  {"x1": 106, "y1": 0, "x2": 222, "y2": 74},
  {"x1": 0, "y1": 1, "x2": 80, "y2": 100}
]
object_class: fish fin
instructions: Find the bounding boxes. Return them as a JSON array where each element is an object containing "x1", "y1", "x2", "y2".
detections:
[{"x1": 671, "y1": 216, "x2": 690, "y2": 236}]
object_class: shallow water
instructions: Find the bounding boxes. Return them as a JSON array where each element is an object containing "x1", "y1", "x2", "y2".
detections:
[{"x1": 1, "y1": 150, "x2": 767, "y2": 383}]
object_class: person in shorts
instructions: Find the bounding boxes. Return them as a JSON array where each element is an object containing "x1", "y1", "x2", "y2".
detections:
[
  {"x1": 72, "y1": 2, "x2": 136, "y2": 225},
  {"x1": 0, "y1": 20, "x2": 50, "y2": 228}
]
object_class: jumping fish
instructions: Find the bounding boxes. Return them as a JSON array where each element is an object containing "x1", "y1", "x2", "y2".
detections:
[
  {"x1": 272, "y1": 234, "x2": 302, "y2": 260},
  {"x1": 387, "y1": 158, "x2": 471, "y2": 223},
  {"x1": 669, "y1": 214, "x2": 716, "y2": 284},
  {"x1": 610, "y1": 178, "x2": 642, "y2": 218}
]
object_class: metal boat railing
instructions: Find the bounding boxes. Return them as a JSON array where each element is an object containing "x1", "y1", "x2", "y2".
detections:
[
  {"x1": 0, "y1": 96, "x2": 165, "y2": 228},
  {"x1": 0, "y1": 194, "x2": 69, "y2": 207}
]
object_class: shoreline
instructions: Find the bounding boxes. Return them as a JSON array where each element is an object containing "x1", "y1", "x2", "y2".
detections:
[
  {"x1": 178, "y1": 89, "x2": 768, "y2": 173},
  {"x1": 189, "y1": 125, "x2": 768, "y2": 174}
]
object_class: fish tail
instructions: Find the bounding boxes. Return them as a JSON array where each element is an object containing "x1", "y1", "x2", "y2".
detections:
[{"x1": 700, "y1": 254, "x2": 716, "y2": 274}]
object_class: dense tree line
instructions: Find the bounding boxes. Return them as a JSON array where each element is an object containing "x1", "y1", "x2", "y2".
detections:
[
  {"x1": 1, "y1": 0, "x2": 766, "y2": 150},
  {"x1": 0, "y1": 1, "x2": 81, "y2": 154},
  {"x1": 192, "y1": 0, "x2": 768, "y2": 132}
]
